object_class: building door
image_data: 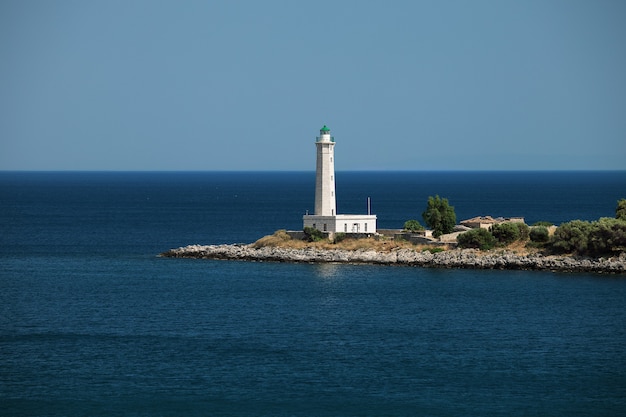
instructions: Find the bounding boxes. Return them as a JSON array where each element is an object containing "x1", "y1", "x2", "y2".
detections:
[{"x1": 352, "y1": 223, "x2": 360, "y2": 233}]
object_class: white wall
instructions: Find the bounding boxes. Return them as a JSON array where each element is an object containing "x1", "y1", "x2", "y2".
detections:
[{"x1": 303, "y1": 215, "x2": 377, "y2": 234}]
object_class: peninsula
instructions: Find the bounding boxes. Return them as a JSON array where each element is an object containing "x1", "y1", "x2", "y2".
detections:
[
  {"x1": 160, "y1": 126, "x2": 626, "y2": 274},
  {"x1": 159, "y1": 235, "x2": 626, "y2": 274}
]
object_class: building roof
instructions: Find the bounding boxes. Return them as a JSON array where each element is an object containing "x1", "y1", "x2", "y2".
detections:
[
  {"x1": 460, "y1": 216, "x2": 525, "y2": 228},
  {"x1": 461, "y1": 216, "x2": 497, "y2": 225}
]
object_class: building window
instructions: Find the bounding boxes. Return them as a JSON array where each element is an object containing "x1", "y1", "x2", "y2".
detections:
[
  {"x1": 331, "y1": 175, "x2": 333, "y2": 181},
  {"x1": 323, "y1": 224, "x2": 327, "y2": 231},
  {"x1": 365, "y1": 223, "x2": 368, "y2": 232},
  {"x1": 312, "y1": 224, "x2": 316, "y2": 229},
  {"x1": 344, "y1": 224, "x2": 347, "y2": 232}
]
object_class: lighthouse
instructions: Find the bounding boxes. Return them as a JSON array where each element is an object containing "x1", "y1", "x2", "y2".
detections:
[
  {"x1": 314, "y1": 125, "x2": 337, "y2": 216},
  {"x1": 303, "y1": 125, "x2": 377, "y2": 236}
]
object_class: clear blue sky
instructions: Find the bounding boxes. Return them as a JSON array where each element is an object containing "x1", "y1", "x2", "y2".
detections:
[{"x1": 1, "y1": 0, "x2": 625, "y2": 171}]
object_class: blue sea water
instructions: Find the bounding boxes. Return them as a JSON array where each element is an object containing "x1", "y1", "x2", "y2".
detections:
[{"x1": 1, "y1": 171, "x2": 625, "y2": 416}]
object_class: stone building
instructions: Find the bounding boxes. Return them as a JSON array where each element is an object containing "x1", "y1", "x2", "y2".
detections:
[{"x1": 460, "y1": 216, "x2": 525, "y2": 229}]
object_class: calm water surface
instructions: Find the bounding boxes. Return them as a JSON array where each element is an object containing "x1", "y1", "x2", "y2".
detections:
[{"x1": 1, "y1": 171, "x2": 625, "y2": 416}]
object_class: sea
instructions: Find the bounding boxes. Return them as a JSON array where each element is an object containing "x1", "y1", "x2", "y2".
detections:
[{"x1": 1, "y1": 170, "x2": 625, "y2": 417}]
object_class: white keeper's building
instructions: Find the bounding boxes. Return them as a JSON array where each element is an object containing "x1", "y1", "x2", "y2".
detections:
[{"x1": 303, "y1": 125, "x2": 377, "y2": 235}]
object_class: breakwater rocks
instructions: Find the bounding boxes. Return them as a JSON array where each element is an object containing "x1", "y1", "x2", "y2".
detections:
[{"x1": 160, "y1": 244, "x2": 626, "y2": 274}]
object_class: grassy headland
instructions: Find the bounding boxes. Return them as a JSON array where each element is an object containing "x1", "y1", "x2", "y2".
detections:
[{"x1": 251, "y1": 229, "x2": 536, "y2": 255}]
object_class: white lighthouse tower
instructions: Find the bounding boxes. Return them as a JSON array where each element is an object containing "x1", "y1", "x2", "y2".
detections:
[
  {"x1": 303, "y1": 125, "x2": 376, "y2": 236},
  {"x1": 314, "y1": 125, "x2": 337, "y2": 216}
]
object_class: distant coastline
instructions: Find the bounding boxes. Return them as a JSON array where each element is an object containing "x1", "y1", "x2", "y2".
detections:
[{"x1": 160, "y1": 243, "x2": 626, "y2": 274}]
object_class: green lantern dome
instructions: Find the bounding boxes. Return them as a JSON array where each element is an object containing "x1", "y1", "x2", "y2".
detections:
[{"x1": 320, "y1": 125, "x2": 330, "y2": 132}]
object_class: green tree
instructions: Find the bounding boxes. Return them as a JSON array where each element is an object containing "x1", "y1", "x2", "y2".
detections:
[
  {"x1": 515, "y1": 222, "x2": 530, "y2": 241},
  {"x1": 403, "y1": 219, "x2": 424, "y2": 232},
  {"x1": 491, "y1": 222, "x2": 520, "y2": 245},
  {"x1": 550, "y1": 218, "x2": 626, "y2": 255},
  {"x1": 588, "y1": 217, "x2": 626, "y2": 255},
  {"x1": 457, "y1": 228, "x2": 496, "y2": 250},
  {"x1": 616, "y1": 199, "x2": 626, "y2": 221},
  {"x1": 551, "y1": 220, "x2": 593, "y2": 254},
  {"x1": 529, "y1": 226, "x2": 550, "y2": 243},
  {"x1": 422, "y1": 195, "x2": 456, "y2": 238}
]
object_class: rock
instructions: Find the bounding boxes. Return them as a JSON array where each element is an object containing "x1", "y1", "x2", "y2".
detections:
[{"x1": 159, "y1": 245, "x2": 626, "y2": 274}]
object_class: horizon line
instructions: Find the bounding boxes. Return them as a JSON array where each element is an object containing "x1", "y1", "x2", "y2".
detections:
[{"x1": 1, "y1": 169, "x2": 624, "y2": 173}]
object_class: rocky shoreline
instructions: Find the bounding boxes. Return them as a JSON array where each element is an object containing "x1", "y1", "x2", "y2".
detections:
[{"x1": 160, "y1": 244, "x2": 626, "y2": 274}]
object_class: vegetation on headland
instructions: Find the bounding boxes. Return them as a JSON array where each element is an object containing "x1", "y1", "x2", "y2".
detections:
[
  {"x1": 402, "y1": 219, "x2": 424, "y2": 232},
  {"x1": 162, "y1": 200, "x2": 625, "y2": 274},
  {"x1": 455, "y1": 199, "x2": 626, "y2": 257},
  {"x1": 549, "y1": 217, "x2": 626, "y2": 256},
  {"x1": 422, "y1": 195, "x2": 456, "y2": 238},
  {"x1": 253, "y1": 199, "x2": 626, "y2": 259},
  {"x1": 617, "y1": 199, "x2": 626, "y2": 221},
  {"x1": 251, "y1": 229, "x2": 454, "y2": 253}
]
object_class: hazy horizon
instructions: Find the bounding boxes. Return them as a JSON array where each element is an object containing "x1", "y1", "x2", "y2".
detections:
[{"x1": 2, "y1": 1, "x2": 625, "y2": 171}]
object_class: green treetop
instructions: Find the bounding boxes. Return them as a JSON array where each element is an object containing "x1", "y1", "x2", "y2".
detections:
[{"x1": 422, "y1": 195, "x2": 456, "y2": 238}]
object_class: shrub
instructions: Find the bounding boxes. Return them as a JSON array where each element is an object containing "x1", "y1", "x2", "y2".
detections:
[
  {"x1": 588, "y1": 217, "x2": 626, "y2": 255},
  {"x1": 333, "y1": 232, "x2": 347, "y2": 244},
  {"x1": 491, "y1": 222, "x2": 520, "y2": 245},
  {"x1": 403, "y1": 219, "x2": 425, "y2": 232},
  {"x1": 515, "y1": 222, "x2": 530, "y2": 241},
  {"x1": 529, "y1": 226, "x2": 550, "y2": 243},
  {"x1": 303, "y1": 226, "x2": 324, "y2": 242},
  {"x1": 532, "y1": 221, "x2": 554, "y2": 227},
  {"x1": 457, "y1": 228, "x2": 496, "y2": 250},
  {"x1": 550, "y1": 220, "x2": 593, "y2": 254},
  {"x1": 550, "y1": 218, "x2": 626, "y2": 255},
  {"x1": 616, "y1": 199, "x2": 626, "y2": 221}
]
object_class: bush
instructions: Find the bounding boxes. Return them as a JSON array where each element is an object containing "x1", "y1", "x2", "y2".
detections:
[
  {"x1": 333, "y1": 232, "x2": 347, "y2": 244},
  {"x1": 491, "y1": 222, "x2": 520, "y2": 245},
  {"x1": 303, "y1": 226, "x2": 324, "y2": 242},
  {"x1": 515, "y1": 223, "x2": 530, "y2": 241},
  {"x1": 616, "y1": 199, "x2": 626, "y2": 221},
  {"x1": 588, "y1": 217, "x2": 626, "y2": 255},
  {"x1": 532, "y1": 221, "x2": 554, "y2": 227},
  {"x1": 403, "y1": 219, "x2": 424, "y2": 232},
  {"x1": 529, "y1": 226, "x2": 550, "y2": 243},
  {"x1": 550, "y1": 220, "x2": 593, "y2": 254},
  {"x1": 550, "y1": 218, "x2": 626, "y2": 255},
  {"x1": 423, "y1": 247, "x2": 445, "y2": 254},
  {"x1": 457, "y1": 228, "x2": 496, "y2": 250}
]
